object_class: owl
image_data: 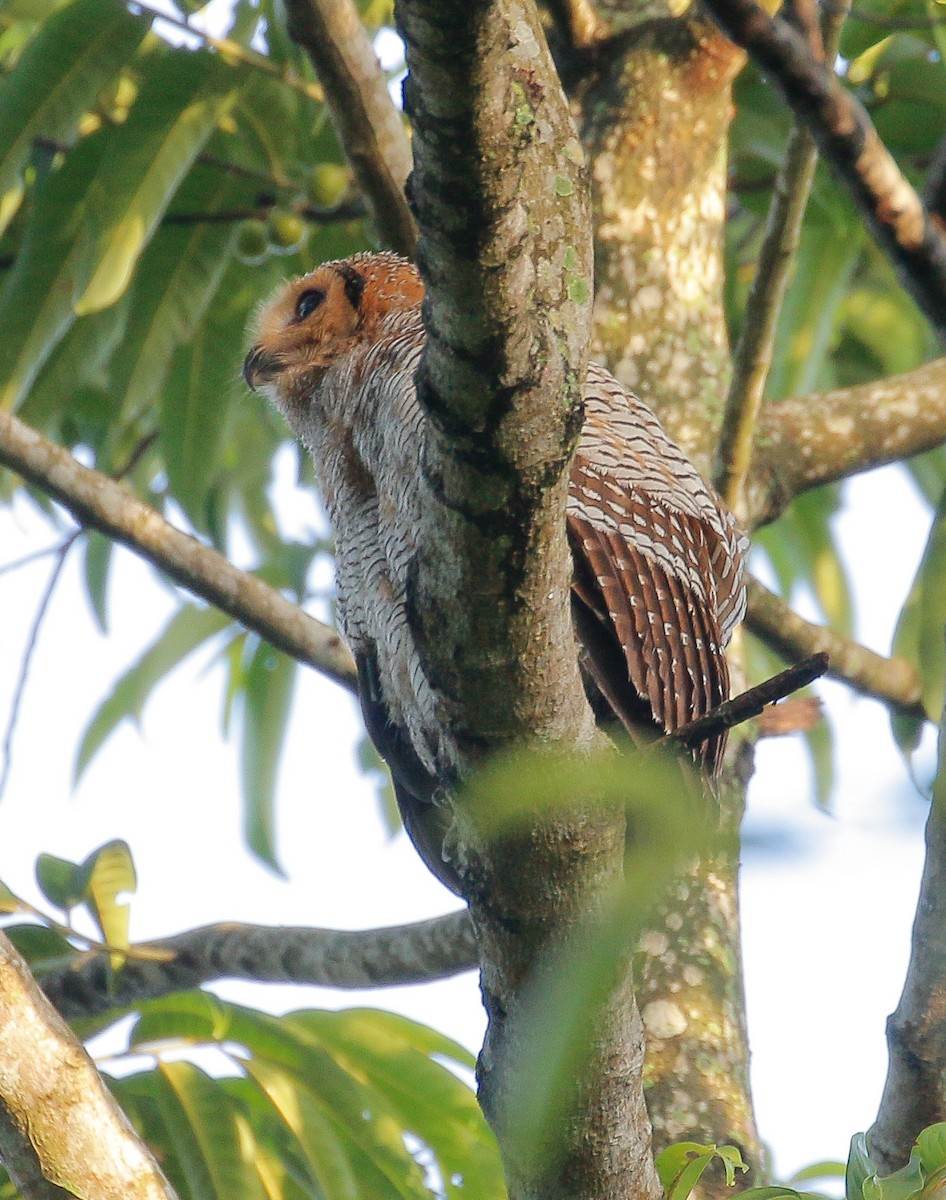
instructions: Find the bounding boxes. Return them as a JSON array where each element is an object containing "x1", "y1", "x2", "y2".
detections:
[{"x1": 244, "y1": 252, "x2": 747, "y2": 890}]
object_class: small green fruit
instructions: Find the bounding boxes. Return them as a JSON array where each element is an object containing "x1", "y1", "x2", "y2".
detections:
[
  {"x1": 234, "y1": 218, "x2": 269, "y2": 265},
  {"x1": 309, "y1": 162, "x2": 349, "y2": 207},
  {"x1": 266, "y1": 209, "x2": 308, "y2": 255}
]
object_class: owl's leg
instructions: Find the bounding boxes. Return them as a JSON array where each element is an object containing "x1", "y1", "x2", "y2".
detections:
[{"x1": 355, "y1": 646, "x2": 462, "y2": 895}]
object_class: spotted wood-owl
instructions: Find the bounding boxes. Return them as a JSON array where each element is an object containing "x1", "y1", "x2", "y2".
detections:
[{"x1": 244, "y1": 252, "x2": 747, "y2": 890}]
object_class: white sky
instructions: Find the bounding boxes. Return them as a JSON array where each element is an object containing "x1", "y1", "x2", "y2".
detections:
[{"x1": 0, "y1": 459, "x2": 935, "y2": 1181}]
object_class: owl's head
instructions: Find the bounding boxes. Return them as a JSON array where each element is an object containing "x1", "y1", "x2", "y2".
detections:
[{"x1": 243, "y1": 251, "x2": 424, "y2": 412}]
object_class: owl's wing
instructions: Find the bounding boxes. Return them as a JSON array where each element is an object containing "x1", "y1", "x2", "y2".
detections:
[{"x1": 568, "y1": 368, "x2": 747, "y2": 773}]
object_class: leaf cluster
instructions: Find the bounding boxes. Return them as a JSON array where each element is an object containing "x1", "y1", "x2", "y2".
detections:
[{"x1": 727, "y1": 6, "x2": 945, "y2": 793}]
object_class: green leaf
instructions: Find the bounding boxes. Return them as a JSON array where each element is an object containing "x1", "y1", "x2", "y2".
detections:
[
  {"x1": 0, "y1": 130, "x2": 107, "y2": 410},
  {"x1": 915, "y1": 1124, "x2": 946, "y2": 1173},
  {"x1": 656, "y1": 1143, "x2": 740, "y2": 1200},
  {"x1": 244, "y1": 1060, "x2": 363, "y2": 1200},
  {"x1": 460, "y1": 743, "x2": 705, "y2": 1173},
  {"x1": 35, "y1": 852, "x2": 84, "y2": 911},
  {"x1": 892, "y1": 487, "x2": 946, "y2": 724},
  {"x1": 740, "y1": 1189, "x2": 804, "y2": 1200},
  {"x1": 123, "y1": 1062, "x2": 270, "y2": 1200},
  {"x1": 73, "y1": 49, "x2": 237, "y2": 315},
  {"x1": 135, "y1": 1003, "x2": 423, "y2": 1198},
  {"x1": 848, "y1": 1133, "x2": 879, "y2": 1200},
  {"x1": 75, "y1": 604, "x2": 231, "y2": 781},
  {"x1": 2, "y1": 924, "x2": 77, "y2": 976},
  {"x1": 0, "y1": 0, "x2": 150, "y2": 235},
  {"x1": 294, "y1": 1009, "x2": 501, "y2": 1200},
  {"x1": 78, "y1": 838, "x2": 136, "y2": 958},
  {"x1": 107, "y1": 166, "x2": 238, "y2": 423},
  {"x1": 766, "y1": 209, "x2": 863, "y2": 403},
  {"x1": 17, "y1": 292, "x2": 131, "y2": 446},
  {"x1": 82, "y1": 528, "x2": 113, "y2": 631},
  {"x1": 159, "y1": 294, "x2": 240, "y2": 529},
  {"x1": 240, "y1": 643, "x2": 296, "y2": 872},
  {"x1": 0, "y1": 879, "x2": 22, "y2": 914}
]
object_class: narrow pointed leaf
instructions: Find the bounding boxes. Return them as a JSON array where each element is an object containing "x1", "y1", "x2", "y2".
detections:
[
  {"x1": 74, "y1": 50, "x2": 237, "y2": 315},
  {"x1": 108, "y1": 168, "x2": 238, "y2": 421},
  {"x1": 0, "y1": 131, "x2": 106, "y2": 410},
  {"x1": 240, "y1": 643, "x2": 296, "y2": 871},
  {"x1": 35, "y1": 852, "x2": 83, "y2": 911},
  {"x1": 159, "y1": 283, "x2": 245, "y2": 529},
  {"x1": 0, "y1": 0, "x2": 150, "y2": 234},
  {"x1": 82, "y1": 528, "x2": 113, "y2": 632},
  {"x1": 75, "y1": 604, "x2": 231, "y2": 781},
  {"x1": 297, "y1": 1009, "x2": 502, "y2": 1200},
  {"x1": 79, "y1": 838, "x2": 136, "y2": 957},
  {"x1": 244, "y1": 1060, "x2": 362, "y2": 1200}
]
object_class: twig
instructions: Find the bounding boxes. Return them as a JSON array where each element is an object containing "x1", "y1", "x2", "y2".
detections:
[
  {"x1": 0, "y1": 409, "x2": 358, "y2": 692},
  {"x1": 162, "y1": 199, "x2": 367, "y2": 226},
  {"x1": 745, "y1": 577, "x2": 925, "y2": 717},
  {"x1": 129, "y1": 0, "x2": 324, "y2": 103},
  {"x1": 715, "y1": 0, "x2": 850, "y2": 520},
  {"x1": 673, "y1": 653, "x2": 829, "y2": 747},
  {"x1": 281, "y1": 0, "x2": 417, "y2": 256},
  {"x1": 39, "y1": 910, "x2": 477, "y2": 1021},
  {"x1": 0, "y1": 543, "x2": 69, "y2": 578},
  {"x1": 32, "y1": 135, "x2": 293, "y2": 200},
  {"x1": 113, "y1": 430, "x2": 159, "y2": 481},
  {"x1": 0, "y1": 535, "x2": 78, "y2": 800},
  {"x1": 849, "y1": 6, "x2": 946, "y2": 31},
  {"x1": 702, "y1": 0, "x2": 946, "y2": 344}
]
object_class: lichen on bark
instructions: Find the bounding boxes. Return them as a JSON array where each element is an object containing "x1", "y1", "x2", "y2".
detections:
[
  {"x1": 567, "y1": 9, "x2": 762, "y2": 1185},
  {"x1": 579, "y1": 16, "x2": 743, "y2": 475}
]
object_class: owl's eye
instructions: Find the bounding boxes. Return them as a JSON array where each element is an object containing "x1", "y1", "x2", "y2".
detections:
[{"x1": 294, "y1": 288, "x2": 326, "y2": 322}]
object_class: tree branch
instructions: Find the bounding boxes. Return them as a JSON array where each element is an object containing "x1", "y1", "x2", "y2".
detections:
[
  {"x1": 702, "y1": 0, "x2": 946, "y2": 344},
  {"x1": 281, "y1": 0, "x2": 417, "y2": 256},
  {"x1": 0, "y1": 409, "x2": 358, "y2": 692},
  {"x1": 746, "y1": 357, "x2": 946, "y2": 527},
  {"x1": 0, "y1": 932, "x2": 177, "y2": 1200},
  {"x1": 39, "y1": 911, "x2": 477, "y2": 1022},
  {"x1": 745, "y1": 577, "x2": 925, "y2": 717},
  {"x1": 715, "y1": 0, "x2": 849, "y2": 521},
  {"x1": 869, "y1": 704, "x2": 946, "y2": 1171}
]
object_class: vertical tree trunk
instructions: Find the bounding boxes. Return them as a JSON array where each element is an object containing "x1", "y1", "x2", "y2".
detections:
[{"x1": 574, "y1": 10, "x2": 762, "y2": 1182}]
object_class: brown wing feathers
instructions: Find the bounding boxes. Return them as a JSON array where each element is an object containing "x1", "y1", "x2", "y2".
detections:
[{"x1": 567, "y1": 455, "x2": 734, "y2": 773}]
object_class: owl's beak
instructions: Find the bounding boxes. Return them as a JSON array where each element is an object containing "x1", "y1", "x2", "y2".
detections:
[{"x1": 243, "y1": 345, "x2": 280, "y2": 391}]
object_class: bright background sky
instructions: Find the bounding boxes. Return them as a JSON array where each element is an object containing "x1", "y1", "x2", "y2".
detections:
[{"x1": 0, "y1": 456, "x2": 935, "y2": 1182}]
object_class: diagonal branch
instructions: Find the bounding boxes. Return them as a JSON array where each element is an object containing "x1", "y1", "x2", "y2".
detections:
[
  {"x1": 745, "y1": 577, "x2": 925, "y2": 717},
  {"x1": 39, "y1": 911, "x2": 477, "y2": 1022},
  {"x1": 0, "y1": 409, "x2": 358, "y2": 692},
  {"x1": 746, "y1": 357, "x2": 946, "y2": 527},
  {"x1": 703, "y1": 0, "x2": 946, "y2": 343},
  {"x1": 281, "y1": 0, "x2": 417, "y2": 256},
  {"x1": 0, "y1": 932, "x2": 177, "y2": 1200}
]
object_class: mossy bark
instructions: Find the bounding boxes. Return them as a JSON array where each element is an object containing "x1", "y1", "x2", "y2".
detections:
[{"x1": 571, "y1": 9, "x2": 762, "y2": 1186}]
